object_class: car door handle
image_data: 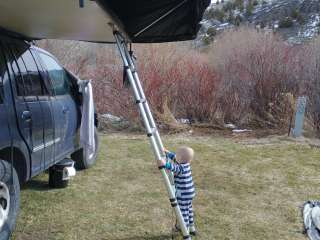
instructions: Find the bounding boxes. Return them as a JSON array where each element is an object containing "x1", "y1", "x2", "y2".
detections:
[
  {"x1": 62, "y1": 107, "x2": 69, "y2": 114},
  {"x1": 21, "y1": 111, "x2": 31, "y2": 122}
]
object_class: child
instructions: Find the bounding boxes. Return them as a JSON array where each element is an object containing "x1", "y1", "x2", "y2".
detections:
[{"x1": 159, "y1": 146, "x2": 197, "y2": 236}]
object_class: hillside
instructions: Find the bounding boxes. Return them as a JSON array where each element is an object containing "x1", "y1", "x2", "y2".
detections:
[{"x1": 198, "y1": 0, "x2": 320, "y2": 45}]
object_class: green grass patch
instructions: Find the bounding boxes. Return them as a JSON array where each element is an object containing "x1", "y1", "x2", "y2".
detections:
[{"x1": 12, "y1": 133, "x2": 319, "y2": 240}]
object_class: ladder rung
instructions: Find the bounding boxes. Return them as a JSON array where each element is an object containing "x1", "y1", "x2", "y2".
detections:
[
  {"x1": 147, "y1": 127, "x2": 157, "y2": 137},
  {"x1": 124, "y1": 65, "x2": 135, "y2": 73},
  {"x1": 136, "y1": 98, "x2": 146, "y2": 104}
]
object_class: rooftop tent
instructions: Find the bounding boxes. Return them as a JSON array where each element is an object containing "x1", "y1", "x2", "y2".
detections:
[
  {"x1": 0, "y1": 0, "x2": 210, "y2": 43},
  {"x1": 97, "y1": 0, "x2": 211, "y2": 43}
]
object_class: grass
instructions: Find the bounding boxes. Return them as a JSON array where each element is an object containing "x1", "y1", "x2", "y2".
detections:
[{"x1": 12, "y1": 133, "x2": 320, "y2": 240}]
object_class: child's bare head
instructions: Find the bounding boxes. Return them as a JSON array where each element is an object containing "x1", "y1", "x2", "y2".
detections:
[{"x1": 176, "y1": 146, "x2": 194, "y2": 164}]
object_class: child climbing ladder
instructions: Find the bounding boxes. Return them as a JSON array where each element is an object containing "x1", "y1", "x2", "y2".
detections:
[
  {"x1": 159, "y1": 147, "x2": 197, "y2": 236},
  {"x1": 114, "y1": 31, "x2": 192, "y2": 240}
]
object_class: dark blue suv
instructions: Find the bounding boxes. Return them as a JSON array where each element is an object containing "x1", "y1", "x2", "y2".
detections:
[{"x1": 0, "y1": 33, "x2": 99, "y2": 239}]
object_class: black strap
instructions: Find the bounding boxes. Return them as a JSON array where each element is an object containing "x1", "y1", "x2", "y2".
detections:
[
  {"x1": 79, "y1": 0, "x2": 84, "y2": 7},
  {"x1": 171, "y1": 202, "x2": 178, "y2": 207},
  {"x1": 158, "y1": 166, "x2": 165, "y2": 170},
  {"x1": 123, "y1": 66, "x2": 130, "y2": 87},
  {"x1": 136, "y1": 99, "x2": 146, "y2": 104}
]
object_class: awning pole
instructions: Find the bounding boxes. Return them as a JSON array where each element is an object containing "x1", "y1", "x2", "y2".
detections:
[{"x1": 114, "y1": 31, "x2": 191, "y2": 240}]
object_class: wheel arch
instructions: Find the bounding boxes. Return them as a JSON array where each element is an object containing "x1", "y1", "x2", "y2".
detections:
[{"x1": 0, "y1": 147, "x2": 29, "y2": 183}]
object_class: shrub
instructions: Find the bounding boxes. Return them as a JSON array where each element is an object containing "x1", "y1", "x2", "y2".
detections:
[
  {"x1": 208, "y1": 27, "x2": 301, "y2": 126},
  {"x1": 291, "y1": 9, "x2": 300, "y2": 19},
  {"x1": 252, "y1": 0, "x2": 259, "y2": 6},
  {"x1": 279, "y1": 17, "x2": 294, "y2": 28},
  {"x1": 207, "y1": 27, "x2": 217, "y2": 37},
  {"x1": 38, "y1": 27, "x2": 320, "y2": 134},
  {"x1": 202, "y1": 35, "x2": 212, "y2": 45},
  {"x1": 205, "y1": 8, "x2": 225, "y2": 22},
  {"x1": 234, "y1": 0, "x2": 244, "y2": 9},
  {"x1": 89, "y1": 43, "x2": 221, "y2": 125},
  {"x1": 223, "y1": 1, "x2": 236, "y2": 12},
  {"x1": 297, "y1": 37, "x2": 320, "y2": 135},
  {"x1": 245, "y1": 3, "x2": 254, "y2": 17}
]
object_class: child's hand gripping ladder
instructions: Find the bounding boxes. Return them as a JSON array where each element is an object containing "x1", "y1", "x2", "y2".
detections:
[{"x1": 114, "y1": 31, "x2": 192, "y2": 240}]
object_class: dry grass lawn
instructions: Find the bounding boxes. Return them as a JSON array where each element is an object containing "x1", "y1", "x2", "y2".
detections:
[{"x1": 12, "y1": 133, "x2": 320, "y2": 240}]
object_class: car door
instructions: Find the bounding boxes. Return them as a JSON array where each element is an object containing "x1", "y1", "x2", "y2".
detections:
[
  {"x1": 37, "y1": 51, "x2": 78, "y2": 162},
  {"x1": 2, "y1": 39, "x2": 54, "y2": 176},
  {"x1": 30, "y1": 49, "x2": 56, "y2": 169}
]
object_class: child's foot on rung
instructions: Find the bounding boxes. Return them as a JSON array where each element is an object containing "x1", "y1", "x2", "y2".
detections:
[
  {"x1": 189, "y1": 225, "x2": 197, "y2": 236},
  {"x1": 174, "y1": 224, "x2": 181, "y2": 232}
]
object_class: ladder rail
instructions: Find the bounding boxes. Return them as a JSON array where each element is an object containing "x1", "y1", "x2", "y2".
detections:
[
  {"x1": 123, "y1": 43, "x2": 165, "y2": 149},
  {"x1": 114, "y1": 32, "x2": 191, "y2": 240},
  {"x1": 121, "y1": 41, "x2": 176, "y2": 186},
  {"x1": 116, "y1": 39, "x2": 162, "y2": 160}
]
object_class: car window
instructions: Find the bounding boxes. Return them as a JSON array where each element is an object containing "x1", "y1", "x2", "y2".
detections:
[
  {"x1": 7, "y1": 44, "x2": 29, "y2": 96},
  {"x1": 10, "y1": 42, "x2": 47, "y2": 97},
  {"x1": 38, "y1": 52, "x2": 69, "y2": 96},
  {"x1": 21, "y1": 50, "x2": 44, "y2": 96},
  {"x1": 30, "y1": 49, "x2": 54, "y2": 96}
]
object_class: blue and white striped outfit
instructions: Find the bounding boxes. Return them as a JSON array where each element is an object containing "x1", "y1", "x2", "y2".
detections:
[{"x1": 165, "y1": 152, "x2": 195, "y2": 227}]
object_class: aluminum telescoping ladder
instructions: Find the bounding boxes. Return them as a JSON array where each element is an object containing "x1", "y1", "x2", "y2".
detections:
[{"x1": 114, "y1": 32, "x2": 191, "y2": 240}]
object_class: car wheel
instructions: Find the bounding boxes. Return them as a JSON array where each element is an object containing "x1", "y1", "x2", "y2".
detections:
[
  {"x1": 72, "y1": 128, "x2": 100, "y2": 170},
  {"x1": 0, "y1": 160, "x2": 20, "y2": 240}
]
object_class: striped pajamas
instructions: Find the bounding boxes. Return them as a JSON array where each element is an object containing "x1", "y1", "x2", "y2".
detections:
[{"x1": 165, "y1": 153, "x2": 195, "y2": 227}]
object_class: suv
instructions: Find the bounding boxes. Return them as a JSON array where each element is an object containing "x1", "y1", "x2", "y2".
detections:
[{"x1": 0, "y1": 33, "x2": 99, "y2": 239}]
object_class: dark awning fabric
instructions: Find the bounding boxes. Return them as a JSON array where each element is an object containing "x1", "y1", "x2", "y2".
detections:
[
  {"x1": 96, "y1": 0, "x2": 210, "y2": 43},
  {"x1": 0, "y1": 0, "x2": 210, "y2": 43}
]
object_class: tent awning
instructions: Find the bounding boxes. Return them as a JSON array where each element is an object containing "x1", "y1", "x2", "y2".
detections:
[
  {"x1": 97, "y1": 0, "x2": 211, "y2": 43},
  {"x1": 0, "y1": 0, "x2": 210, "y2": 43}
]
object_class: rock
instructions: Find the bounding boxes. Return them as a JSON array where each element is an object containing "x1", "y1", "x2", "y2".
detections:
[
  {"x1": 101, "y1": 113, "x2": 122, "y2": 122},
  {"x1": 98, "y1": 113, "x2": 142, "y2": 132}
]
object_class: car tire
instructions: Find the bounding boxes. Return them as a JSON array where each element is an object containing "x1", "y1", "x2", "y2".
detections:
[
  {"x1": 72, "y1": 128, "x2": 100, "y2": 170},
  {"x1": 0, "y1": 160, "x2": 20, "y2": 240}
]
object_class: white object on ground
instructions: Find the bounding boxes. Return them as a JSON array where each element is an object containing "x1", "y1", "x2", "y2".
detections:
[
  {"x1": 232, "y1": 129, "x2": 253, "y2": 133},
  {"x1": 101, "y1": 113, "x2": 122, "y2": 122},
  {"x1": 303, "y1": 201, "x2": 320, "y2": 240},
  {"x1": 224, "y1": 123, "x2": 236, "y2": 129},
  {"x1": 79, "y1": 80, "x2": 95, "y2": 160},
  {"x1": 312, "y1": 207, "x2": 320, "y2": 230},
  {"x1": 178, "y1": 118, "x2": 191, "y2": 124},
  {"x1": 62, "y1": 165, "x2": 76, "y2": 181}
]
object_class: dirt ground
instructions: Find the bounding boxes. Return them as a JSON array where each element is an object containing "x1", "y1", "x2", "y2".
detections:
[{"x1": 12, "y1": 132, "x2": 320, "y2": 240}]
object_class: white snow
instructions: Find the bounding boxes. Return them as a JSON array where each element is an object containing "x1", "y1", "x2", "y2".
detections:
[
  {"x1": 224, "y1": 123, "x2": 236, "y2": 129},
  {"x1": 232, "y1": 129, "x2": 253, "y2": 133}
]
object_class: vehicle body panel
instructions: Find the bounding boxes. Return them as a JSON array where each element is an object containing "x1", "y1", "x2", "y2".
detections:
[{"x1": 0, "y1": 34, "x2": 86, "y2": 182}]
